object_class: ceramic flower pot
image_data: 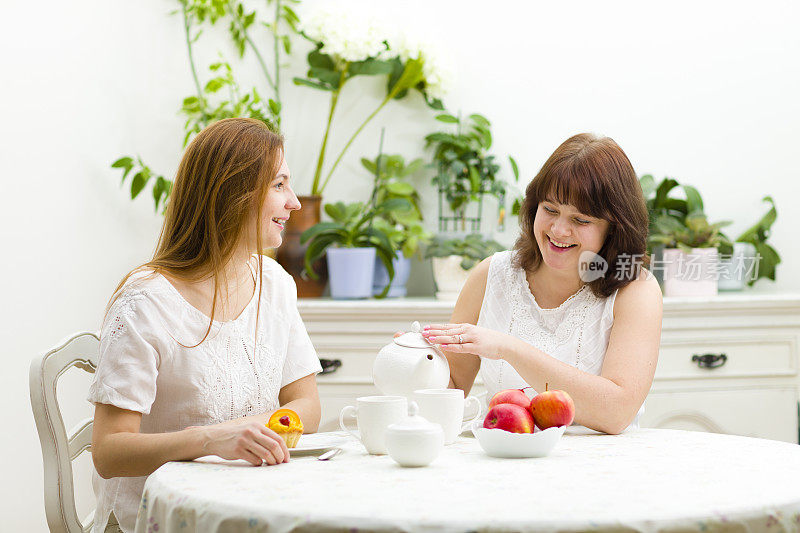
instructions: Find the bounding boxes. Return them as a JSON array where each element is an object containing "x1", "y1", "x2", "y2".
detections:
[
  {"x1": 662, "y1": 247, "x2": 719, "y2": 297},
  {"x1": 327, "y1": 247, "x2": 376, "y2": 299},
  {"x1": 431, "y1": 255, "x2": 476, "y2": 300},
  {"x1": 372, "y1": 252, "x2": 412, "y2": 298}
]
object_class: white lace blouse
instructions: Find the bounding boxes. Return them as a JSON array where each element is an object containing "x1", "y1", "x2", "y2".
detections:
[
  {"x1": 478, "y1": 250, "x2": 644, "y2": 433},
  {"x1": 87, "y1": 256, "x2": 322, "y2": 533}
]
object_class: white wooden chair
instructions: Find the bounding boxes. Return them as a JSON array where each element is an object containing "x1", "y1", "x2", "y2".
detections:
[{"x1": 29, "y1": 332, "x2": 106, "y2": 533}]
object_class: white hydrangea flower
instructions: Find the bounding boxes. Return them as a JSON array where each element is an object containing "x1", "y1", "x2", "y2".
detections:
[
  {"x1": 387, "y1": 34, "x2": 455, "y2": 100},
  {"x1": 300, "y1": 8, "x2": 389, "y2": 63}
]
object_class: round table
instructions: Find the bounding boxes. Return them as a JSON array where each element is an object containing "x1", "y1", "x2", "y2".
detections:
[{"x1": 135, "y1": 428, "x2": 800, "y2": 532}]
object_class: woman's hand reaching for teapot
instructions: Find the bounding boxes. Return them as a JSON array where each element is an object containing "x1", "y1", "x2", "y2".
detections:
[{"x1": 422, "y1": 323, "x2": 511, "y2": 360}]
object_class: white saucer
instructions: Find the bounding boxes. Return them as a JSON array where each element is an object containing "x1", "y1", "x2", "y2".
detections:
[{"x1": 290, "y1": 433, "x2": 349, "y2": 456}]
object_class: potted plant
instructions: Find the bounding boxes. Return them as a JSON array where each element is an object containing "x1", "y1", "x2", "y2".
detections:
[
  {"x1": 640, "y1": 176, "x2": 781, "y2": 291},
  {"x1": 300, "y1": 198, "x2": 410, "y2": 299},
  {"x1": 424, "y1": 234, "x2": 505, "y2": 300},
  {"x1": 425, "y1": 112, "x2": 517, "y2": 233},
  {"x1": 648, "y1": 211, "x2": 733, "y2": 297},
  {"x1": 359, "y1": 153, "x2": 433, "y2": 297},
  {"x1": 279, "y1": 8, "x2": 450, "y2": 294}
]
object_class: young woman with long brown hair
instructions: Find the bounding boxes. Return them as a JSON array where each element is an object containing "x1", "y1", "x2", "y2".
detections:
[
  {"x1": 423, "y1": 133, "x2": 662, "y2": 435},
  {"x1": 89, "y1": 118, "x2": 322, "y2": 532}
]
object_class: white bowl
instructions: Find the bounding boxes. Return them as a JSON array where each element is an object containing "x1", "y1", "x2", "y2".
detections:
[{"x1": 471, "y1": 419, "x2": 566, "y2": 458}]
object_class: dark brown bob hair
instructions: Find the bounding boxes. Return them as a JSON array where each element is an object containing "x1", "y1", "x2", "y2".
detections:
[{"x1": 513, "y1": 133, "x2": 649, "y2": 298}]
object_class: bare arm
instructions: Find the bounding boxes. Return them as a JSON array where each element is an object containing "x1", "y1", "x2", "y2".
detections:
[
  {"x1": 444, "y1": 257, "x2": 491, "y2": 395},
  {"x1": 91, "y1": 404, "x2": 290, "y2": 479},
  {"x1": 278, "y1": 373, "x2": 321, "y2": 433},
  {"x1": 426, "y1": 273, "x2": 663, "y2": 435}
]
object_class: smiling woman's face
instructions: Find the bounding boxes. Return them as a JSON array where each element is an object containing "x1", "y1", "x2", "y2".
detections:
[
  {"x1": 256, "y1": 157, "x2": 301, "y2": 249},
  {"x1": 532, "y1": 198, "x2": 611, "y2": 273}
]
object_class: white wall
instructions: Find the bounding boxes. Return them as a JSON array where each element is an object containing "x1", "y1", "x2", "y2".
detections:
[{"x1": 2, "y1": 0, "x2": 799, "y2": 529}]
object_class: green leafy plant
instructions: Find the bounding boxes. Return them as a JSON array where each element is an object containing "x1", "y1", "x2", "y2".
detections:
[
  {"x1": 640, "y1": 175, "x2": 781, "y2": 285},
  {"x1": 294, "y1": 31, "x2": 444, "y2": 196},
  {"x1": 360, "y1": 153, "x2": 432, "y2": 257},
  {"x1": 735, "y1": 196, "x2": 781, "y2": 284},
  {"x1": 425, "y1": 112, "x2": 517, "y2": 229},
  {"x1": 300, "y1": 198, "x2": 412, "y2": 297},
  {"x1": 648, "y1": 212, "x2": 733, "y2": 253},
  {"x1": 424, "y1": 233, "x2": 506, "y2": 271},
  {"x1": 639, "y1": 175, "x2": 704, "y2": 242},
  {"x1": 110, "y1": 0, "x2": 297, "y2": 212}
]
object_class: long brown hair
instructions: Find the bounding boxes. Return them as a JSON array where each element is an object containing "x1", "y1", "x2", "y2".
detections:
[
  {"x1": 105, "y1": 117, "x2": 284, "y2": 347},
  {"x1": 514, "y1": 133, "x2": 649, "y2": 297}
]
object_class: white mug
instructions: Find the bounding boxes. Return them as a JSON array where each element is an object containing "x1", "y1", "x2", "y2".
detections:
[
  {"x1": 339, "y1": 396, "x2": 418, "y2": 455},
  {"x1": 412, "y1": 388, "x2": 482, "y2": 444}
]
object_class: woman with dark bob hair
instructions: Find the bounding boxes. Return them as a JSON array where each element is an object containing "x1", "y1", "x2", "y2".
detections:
[{"x1": 423, "y1": 133, "x2": 662, "y2": 435}]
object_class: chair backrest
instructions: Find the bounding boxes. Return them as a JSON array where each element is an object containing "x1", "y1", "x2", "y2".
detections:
[{"x1": 30, "y1": 332, "x2": 100, "y2": 533}]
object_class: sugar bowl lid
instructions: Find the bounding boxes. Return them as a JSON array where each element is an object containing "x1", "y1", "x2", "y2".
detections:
[
  {"x1": 393, "y1": 321, "x2": 434, "y2": 349},
  {"x1": 386, "y1": 414, "x2": 443, "y2": 435}
]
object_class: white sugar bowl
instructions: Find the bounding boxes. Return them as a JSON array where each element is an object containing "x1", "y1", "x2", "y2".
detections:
[{"x1": 385, "y1": 414, "x2": 445, "y2": 467}]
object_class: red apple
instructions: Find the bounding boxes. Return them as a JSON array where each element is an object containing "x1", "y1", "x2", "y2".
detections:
[
  {"x1": 483, "y1": 403, "x2": 535, "y2": 433},
  {"x1": 488, "y1": 388, "x2": 531, "y2": 410},
  {"x1": 528, "y1": 383, "x2": 575, "y2": 429}
]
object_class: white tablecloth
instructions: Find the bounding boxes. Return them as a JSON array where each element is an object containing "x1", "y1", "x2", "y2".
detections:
[{"x1": 135, "y1": 428, "x2": 800, "y2": 532}]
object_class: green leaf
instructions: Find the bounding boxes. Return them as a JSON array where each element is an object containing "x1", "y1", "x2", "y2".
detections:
[
  {"x1": 308, "y1": 49, "x2": 335, "y2": 70},
  {"x1": 293, "y1": 77, "x2": 332, "y2": 91},
  {"x1": 469, "y1": 114, "x2": 490, "y2": 127},
  {"x1": 308, "y1": 66, "x2": 341, "y2": 88},
  {"x1": 268, "y1": 98, "x2": 281, "y2": 117},
  {"x1": 388, "y1": 57, "x2": 424, "y2": 96},
  {"x1": 468, "y1": 166, "x2": 481, "y2": 192},
  {"x1": 508, "y1": 156, "x2": 520, "y2": 182},
  {"x1": 111, "y1": 156, "x2": 133, "y2": 169},
  {"x1": 385, "y1": 181, "x2": 415, "y2": 196},
  {"x1": 435, "y1": 114, "x2": 459, "y2": 124},
  {"x1": 738, "y1": 196, "x2": 778, "y2": 243},
  {"x1": 300, "y1": 222, "x2": 347, "y2": 244},
  {"x1": 282, "y1": 5, "x2": 300, "y2": 27},
  {"x1": 205, "y1": 77, "x2": 227, "y2": 93},
  {"x1": 348, "y1": 58, "x2": 395, "y2": 76},
  {"x1": 361, "y1": 158, "x2": 377, "y2": 174},
  {"x1": 303, "y1": 234, "x2": 340, "y2": 280},
  {"x1": 324, "y1": 202, "x2": 347, "y2": 223},
  {"x1": 682, "y1": 185, "x2": 704, "y2": 214},
  {"x1": 654, "y1": 178, "x2": 680, "y2": 209},
  {"x1": 130, "y1": 171, "x2": 148, "y2": 199},
  {"x1": 281, "y1": 34, "x2": 291, "y2": 55},
  {"x1": 639, "y1": 174, "x2": 656, "y2": 199}
]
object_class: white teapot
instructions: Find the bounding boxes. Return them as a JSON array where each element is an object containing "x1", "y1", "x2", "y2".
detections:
[{"x1": 372, "y1": 321, "x2": 451, "y2": 397}]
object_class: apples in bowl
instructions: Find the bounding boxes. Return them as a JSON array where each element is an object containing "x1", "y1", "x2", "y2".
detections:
[{"x1": 472, "y1": 384, "x2": 573, "y2": 458}]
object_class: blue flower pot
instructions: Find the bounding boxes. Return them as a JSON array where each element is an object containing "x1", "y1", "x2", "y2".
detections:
[
  {"x1": 327, "y1": 247, "x2": 376, "y2": 299},
  {"x1": 372, "y1": 252, "x2": 412, "y2": 298}
]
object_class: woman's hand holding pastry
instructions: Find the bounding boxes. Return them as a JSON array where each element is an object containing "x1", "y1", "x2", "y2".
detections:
[
  {"x1": 200, "y1": 422, "x2": 289, "y2": 466},
  {"x1": 423, "y1": 323, "x2": 510, "y2": 360}
]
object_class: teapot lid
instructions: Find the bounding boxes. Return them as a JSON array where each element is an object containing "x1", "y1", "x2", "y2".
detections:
[
  {"x1": 387, "y1": 414, "x2": 443, "y2": 435},
  {"x1": 394, "y1": 321, "x2": 435, "y2": 349}
]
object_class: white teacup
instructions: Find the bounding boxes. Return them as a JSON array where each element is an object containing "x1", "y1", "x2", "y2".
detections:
[
  {"x1": 339, "y1": 396, "x2": 418, "y2": 455},
  {"x1": 412, "y1": 388, "x2": 482, "y2": 444}
]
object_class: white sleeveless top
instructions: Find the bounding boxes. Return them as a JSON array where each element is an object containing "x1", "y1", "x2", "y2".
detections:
[{"x1": 478, "y1": 250, "x2": 643, "y2": 432}]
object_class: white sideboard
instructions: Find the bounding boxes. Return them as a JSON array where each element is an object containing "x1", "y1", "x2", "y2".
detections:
[{"x1": 298, "y1": 293, "x2": 800, "y2": 443}]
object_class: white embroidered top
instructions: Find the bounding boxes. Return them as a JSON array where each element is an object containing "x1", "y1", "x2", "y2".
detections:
[
  {"x1": 478, "y1": 250, "x2": 644, "y2": 433},
  {"x1": 87, "y1": 256, "x2": 322, "y2": 533}
]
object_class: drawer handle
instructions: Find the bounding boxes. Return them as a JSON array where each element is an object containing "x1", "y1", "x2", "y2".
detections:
[
  {"x1": 691, "y1": 353, "x2": 727, "y2": 369},
  {"x1": 319, "y1": 358, "x2": 342, "y2": 375}
]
